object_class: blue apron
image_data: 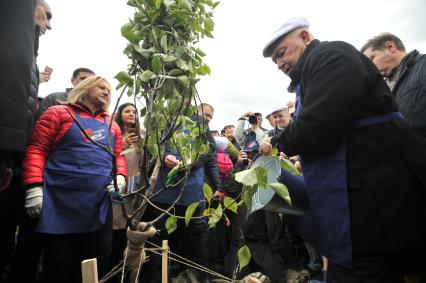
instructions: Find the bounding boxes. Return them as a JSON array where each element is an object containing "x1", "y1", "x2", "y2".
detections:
[
  {"x1": 294, "y1": 85, "x2": 403, "y2": 267},
  {"x1": 37, "y1": 110, "x2": 114, "y2": 234}
]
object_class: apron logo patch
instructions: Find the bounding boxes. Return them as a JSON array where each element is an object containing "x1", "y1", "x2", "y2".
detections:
[{"x1": 81, "y1": 128, "x2": 106, "y2": 142}]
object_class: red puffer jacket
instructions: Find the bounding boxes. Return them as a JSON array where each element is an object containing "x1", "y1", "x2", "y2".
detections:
[{"x1": 23, "y1": 103, "x2": 127, "y2": 187}]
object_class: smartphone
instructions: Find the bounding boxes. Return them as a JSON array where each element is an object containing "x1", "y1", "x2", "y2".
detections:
[{"x1": 127, "y1": 128, "x2": 138, "y2": 135}]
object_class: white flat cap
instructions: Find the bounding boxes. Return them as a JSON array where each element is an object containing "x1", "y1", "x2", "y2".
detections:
[
  {"x1": 267, "y1": 107, "x2": 288, "y2": 118},
  {"x1": 262, "y1": 17, "x2": 310, "y2": 57}
]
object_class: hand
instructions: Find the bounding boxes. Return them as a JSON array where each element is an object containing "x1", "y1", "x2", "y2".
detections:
[
  {"x1": 213, "y1": 190, "x2": 225, "y2": 200},
  {"x1": 259, "y1": 137, "x2": 272, "y2": 155},
  {"x1": 0, "y1": 167, "x2": 13, "y2": 192},
  {"x1": 294, "y1": 161, "x2": 303, "y2": 175},
  {"x1": 25, "y1": 186, "x2": 43, "y2": 218},
  {"x1": 39, "y1": 66, "x2": 53, "y2": 83},
  {"x1": 125, "y1": 133, "x2": 138, "y2": 146},
  {"x1": 237, "y1": 150, "x2": 248, "y2": 165},
  {"x1": 107, "y1": 175, "x2": 126, "y2": 194},
  {"x1": 164, "y1": 155, "x2": 179, "y2": 169},
  {"x1": 279, "y1": 152, "x2": 287, "y2": 160},
  {"x1": 241, "y1": 111, "x2": 254, "y2": 119}
]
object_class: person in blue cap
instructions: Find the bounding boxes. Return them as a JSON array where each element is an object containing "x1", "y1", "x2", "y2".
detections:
[{"x1": 260, "y1": 17, "x2": 426, "y2": 283}]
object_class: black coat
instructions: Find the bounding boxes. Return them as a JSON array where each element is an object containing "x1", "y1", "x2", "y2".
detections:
[
  {"x1": 391, "y1": 50, "x2": 426, "y2": 147},
  {"x1": 37, "y1": 88, "x2": 72, "y2": 119},
  {"x1": 0, "y1": 0, "x2": 35, "y2": 156},
  {"x1": 271, "y1": 40, "x2": 426, "y2": 255}
]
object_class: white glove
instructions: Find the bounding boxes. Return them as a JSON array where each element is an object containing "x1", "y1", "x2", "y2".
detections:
[
  {"x1": 25, "y1": 186, "x2": 43, "y2": 218},
  {"x1": 107, "y1": 175, "x2": 126, "y2": 194}
]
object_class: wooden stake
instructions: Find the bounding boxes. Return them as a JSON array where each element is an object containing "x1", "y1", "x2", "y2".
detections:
[
  {"x1": 81, "y1": 258, "x2": 98, "y2": 283},
  {"x1": 162, "y1": 240, "x2": 169, "y2": 283}
]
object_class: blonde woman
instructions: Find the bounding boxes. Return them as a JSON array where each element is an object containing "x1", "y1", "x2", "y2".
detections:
[{"x1": 22, "y1": 76, "x2": 127, "y2": 283}]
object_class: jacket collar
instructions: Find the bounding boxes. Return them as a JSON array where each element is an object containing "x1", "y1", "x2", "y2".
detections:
[
  {"x1": 387, "y1": 50, "x2": 422, "y2": 89},
  {"x1": 288, "y1": 39, "x2": 321, "y2": 92},
  {"x1": 71, "y1": 102, "x2": 108, "y2": 117}
]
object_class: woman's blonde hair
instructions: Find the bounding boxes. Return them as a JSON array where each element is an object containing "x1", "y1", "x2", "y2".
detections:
[{"x1": 67, "y1": 76, "x2": 112, "y2": 111}]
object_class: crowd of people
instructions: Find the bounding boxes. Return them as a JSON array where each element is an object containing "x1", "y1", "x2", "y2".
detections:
[{"x1": 1, "y1": 1, "x2": 426, "y2": 283}]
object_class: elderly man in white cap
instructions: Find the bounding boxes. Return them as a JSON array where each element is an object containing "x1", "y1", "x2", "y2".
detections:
[{"x1": 260, "y1": 17, "x2": 426, "y2": 283}]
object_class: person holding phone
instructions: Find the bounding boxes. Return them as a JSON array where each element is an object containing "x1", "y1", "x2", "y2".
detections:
[
  {"x1": 234, "y1": 111, "x2": 269, "y2": 160},
  {"x1": 109, "y1": 102, "x2": 144, "y2": 280}
]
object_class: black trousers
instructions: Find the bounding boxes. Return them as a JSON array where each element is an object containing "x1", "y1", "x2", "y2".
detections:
[
  {"x1": 41, "y1": 214, "x2": 112, "y2": 283},
  {"x1": 327, "y1": 253, "x2": 417, "y2": 283},
  {"x1": 141, "y1": 202, "x2": 211, "y2": 283},
  {"x1": 0, "y1": 179, "x2": 22, "y2": 273},
  {"x1": 7, "y1": 210, "x2": 43, "y2": 283}
]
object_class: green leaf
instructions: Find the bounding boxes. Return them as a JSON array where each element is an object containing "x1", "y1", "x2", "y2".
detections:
[
  {"x1": 208, "y1": 205, "x2": 222, "y2": 228},
  {"x1": 155, "y1": 0, "x2": 162, "y2": 9},
  {"x1": 160, "y1": 35, "x2": 168, "y2": 53},
  {"x1": 150, "y1": 29, "x2": 159, "y2": 49},
  {"x1": 127, "y1": 0, "x2": 139, "y2": 7},
  {"x1": 199, "y1": 143, "x2": 209, "y2": 155},
  {"x1": 205, "y1": 30, "x2": 214, "y2": 38},
  {"x1": 269, "y1": 183, "x2": 292, "y2": 206},
  {"x1": 179, "y1": 115, "x2": 196, "y2": 128},
  {"x1": 177, "y1": 76, "x2": 190, "y2": 87},
  {"x1": 255, "y1": 167, "x2": 268, "y2": 188},
  {"x1": 204, "y1": 18, "x2": 214, "y2": 32},
  {"x1": 165, "y1": 215, "x2": 177, "y2": 234},
  {"x1": 163, "y1": 55, "x2": 178, "y2": 63},
  {"x1": 235, "y1": 168, "x2": 257, "y2": 187},
  {"x1": 185, "y1": 202, "x2": 199, "y2": 226},
  {"x1": 203, "y1": 64, "x2": 211, "y2": 75},
  {"x1": 177, "y1": 59, "x2": 189, "y2": 70},
  {"x1": 197, "y1": 64, "x2": 210, "y2": 76},
  {"x1": 237, "y1": 245, "x2": 251, "y2": 270},
  {"x1": 280, "y1": 158, "x2": 300, "y2": 175},
  {"x1": 271, "y1": 148, "x2": 279, "y2": 156},
  {"x1": 115, "y1": 82, "x2": 124, "y2": 91},
  {"x1": 168, "y1": 68, "x2": 184, "y2": 76},
  {"x1": 114, "y1": 71, "x2": 134, "y2": 87},
  {"x1": 147, "y1": 134, "x2": 159, "y2": 156},
  {"x1": 134, "y1": 46, "x2": 153, "y2": 58},
  {"x1": 163, "y1": 0, "x2": 175, "y2": 7},
  {"x1": 203, "y1": 183, "x2": 213, "y2": 204},
  {"x1": 179, "y1": 0, "x2": 191, "y2": 11},
  {"x1": 121, "y1": 23, "x2": 141, "y2": 44},
  {"x1": 224, "y1": 196, "x2": 238, "y2": 214},
  {"x1": 242, "y1": 188, "x2": 253, "y2": 209},
  {"x1": 204, "y1": 207, "x2": 215, "y2": 217},
  {"x1": 140, "y1": 70, "x2": 155, "y2": 83},
  {"x1": 191, "y1": 127, "x2": 200, "y2": 138},
  {"x1": 151, "y1": 56, "x2": 162, "y2": 74},
  {"x1": 194, "y1": 48, "x2": 206, "y2": 57},
  {"x1": 166, "y1": 163, "x2": 182, "y2": 186}
]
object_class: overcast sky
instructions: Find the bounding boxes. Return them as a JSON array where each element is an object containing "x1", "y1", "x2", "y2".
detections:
[{"x1": 37, "y1": 0, "x2": 426, "y2": 131}]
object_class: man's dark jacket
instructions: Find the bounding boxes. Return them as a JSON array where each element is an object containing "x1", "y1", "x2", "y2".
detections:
[
  {"x1": 37, "y1": 88, "x2": 72, "y2": 119},
  {"x1": 0, "y1": 0, "x2": 35, "y2": 155},
  {"x1": 390, "y1": 50, "x2": 426, "y2": 147},
  {"x1": 271, "y1": 40, "x2": 426, "y2": 256}
]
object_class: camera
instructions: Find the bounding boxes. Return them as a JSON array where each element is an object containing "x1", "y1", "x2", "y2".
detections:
[{"x1": 248, "y1": 115, "x2": 258, "y2": 124}]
